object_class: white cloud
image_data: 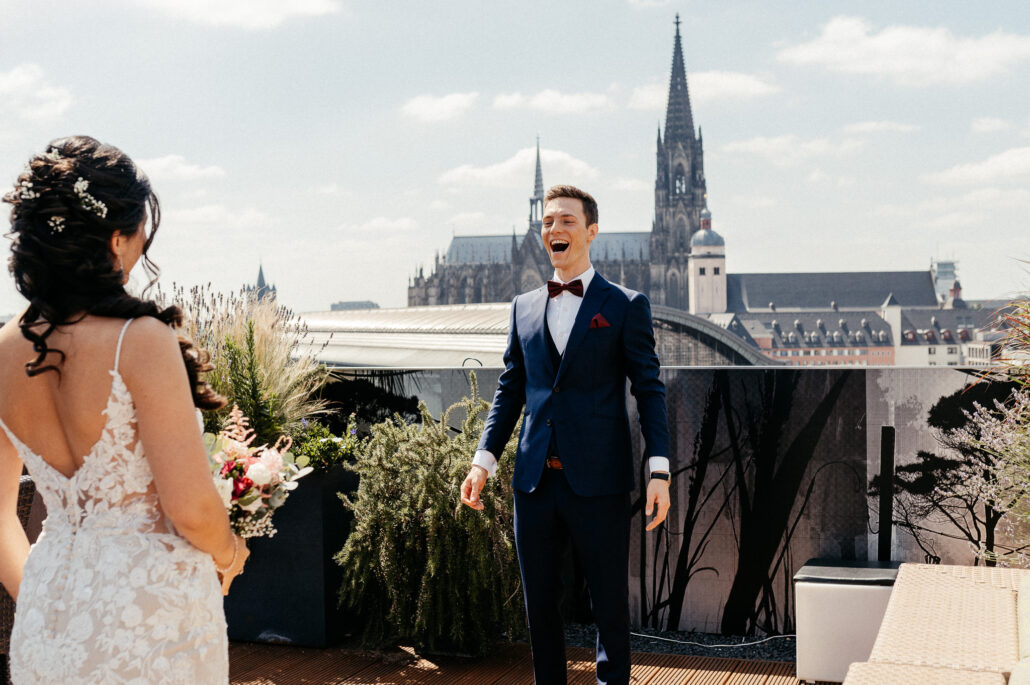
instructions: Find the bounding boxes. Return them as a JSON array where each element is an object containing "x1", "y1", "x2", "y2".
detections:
[
  {"x1": 310, "y1": 182, "x2": 352, "y2": 197},
  {"x1": 0, "y1": 64, "x2": 72, "y2": 122},
  {"x1": 492, "y1": 89, "x2": 612, "y2": 113},
  {"x1": 627, "y1": 0, "x2": 670, "y2": 7},
  {"x1": 611, "y1": 177, "x2": 650, "y2": 192},
  {"x1": 400, "y1": 92, "x2": 479, "y2": 122},
  {"x1": 429, "y1": 200, "x2": 450, "y2": 211},
  {"x1": 447, "y1": 212, "x2": 488, "y2": 230},
  {"x1": 842, "y1": 120, "x2": 919, "y2": 134},
  {"x1": 778, "y1": 16, "x2": 1030, "y2": 86},
  {"x1": 690, "y1": 71, "x2": 780, "y2": 105},
  {"x1": 722, "y1": 135, "x2": 864, "y2": 167},
  {"x1": 139, "y1": 155, "x2": 225, "y2": 182},
  {"x1": 165, "y1": 204, "x2": 270, "y2": 229},
  {"x1": 872, "y1": 187, "x2": 1030, "y2": 229},
  {"x1": 923, "y1": 146, "x2": 1030, "y2": 185},
  {"x1": 627, "y1": 83, "x2": 665, "y2": 111},
  {"x1": 341, "y1": 216, "x2": 418, "y2": 234},
  {"x1": 971, "y1": 117, "x2": 1012, "y2": 134},
  {"x1": 439, "y1": 147, "x2": 599, "y2": 189},
  {"x1": 806, "y1": 169, "x2": 830, "y2": 183},
  {"x1": 730, "y1": 194, "x2": 779, "y2": 209},
  {"x1": 628, "y1": 71, "x2": 778, "y2": 110},
  {"x1": 126, "y1": 0, "x2": 342, "y2": 30}
]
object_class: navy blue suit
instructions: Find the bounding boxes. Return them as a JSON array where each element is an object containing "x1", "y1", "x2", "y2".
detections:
[{"x1": 478, "y1": 273, "x2": 669, "y2": 684}]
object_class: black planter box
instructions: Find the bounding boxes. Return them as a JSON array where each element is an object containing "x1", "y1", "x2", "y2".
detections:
[{"x1": 224, "y1": 465, "x2": 355, "y2": 647}]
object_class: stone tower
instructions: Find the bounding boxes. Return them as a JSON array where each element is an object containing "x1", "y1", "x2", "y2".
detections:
[
  {"x1": 687, "y1": 204, "x2": 726, "y2": 315},
  {"x1": 650, "y1": 13, "x2": 707, "y2": 310}
]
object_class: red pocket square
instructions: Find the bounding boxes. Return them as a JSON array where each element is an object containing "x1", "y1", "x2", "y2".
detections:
[{"x1": 589, "y1": 313, "x2": 611, "y2": 329}]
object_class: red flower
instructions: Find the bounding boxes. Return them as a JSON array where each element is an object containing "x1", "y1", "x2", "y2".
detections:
[{"x1": 232, "y1": 477, "x2": 253, "y2": 499}]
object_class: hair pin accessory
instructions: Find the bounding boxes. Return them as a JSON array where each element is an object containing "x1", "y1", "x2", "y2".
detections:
[{"x1": 73, "y1": 177, "x2": 107, "y2": 218}]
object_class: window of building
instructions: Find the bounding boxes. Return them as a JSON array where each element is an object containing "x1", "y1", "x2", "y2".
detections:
[
  {"x1": 928, "y1": 347, "x2": 936, "y2": 355},
  {"x1": 947, "y1": 347, "x2": 957, "y2": 354},
  {"x1": 714, "y1": 267, "x2": 720, "y2": 275},
  {"x1": 699, "y1": 267, "x2": 706, "y2": 276}
]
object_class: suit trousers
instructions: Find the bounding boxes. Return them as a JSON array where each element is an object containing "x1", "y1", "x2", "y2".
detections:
[{"x1": 513, "y1": 469, "x2": 631, "y2": 685}]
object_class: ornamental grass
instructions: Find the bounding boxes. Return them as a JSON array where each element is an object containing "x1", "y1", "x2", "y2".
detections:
[
  {"x1": 166, "y1": 284, "x2": 332, "y2": 446},
  {"x1": 334, "y1": 373, "x2": 525, "y2": 656}
]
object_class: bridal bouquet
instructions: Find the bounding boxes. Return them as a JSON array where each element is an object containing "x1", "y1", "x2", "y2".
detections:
[{"x1": 205, "y1": 405, "x2": 313, "y2": 538}]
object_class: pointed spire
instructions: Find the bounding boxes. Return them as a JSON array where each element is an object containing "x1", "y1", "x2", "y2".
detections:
[
  {"x1": 256, "y1": 263, "x2": 266, "y2": 289},
  {"x1": 533, "y1": 136, "x2": 544, "y2": 199},
  {"x1": 664, "y1": 13, "x2": 696, "y2": 144}
]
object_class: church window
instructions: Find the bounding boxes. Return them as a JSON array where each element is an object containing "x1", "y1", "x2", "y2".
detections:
[
  {"x1": 714, "y1": 267, "x2": 720, "y2": 275},
  {"x1": 699, "y1": 267, "x2": 706, "y2": 276},
  {"x1": 674, "y1": 165, "x2": 686, "y2": 194}
]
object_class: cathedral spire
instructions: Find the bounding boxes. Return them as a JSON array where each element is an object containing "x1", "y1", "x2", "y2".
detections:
[
  {"x1": 664, "y1": 13, "x2": 696, "y2": 144},
  {"x1": 257, "y1": 263, "x2": 266, "y2": 289},
  {"x1": 533, "y1": 136, "x2": 544, "y2": 199},
  {"x1": 529, "y1": 137, "x2": 544, "y2": 230}
]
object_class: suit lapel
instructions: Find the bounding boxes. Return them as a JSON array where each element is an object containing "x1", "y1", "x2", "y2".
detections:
[
  {"x1": 520, "y1": 286, "x2": 555, "y2": 377},
  {"x1": 556, "y1": 273, "x2": 612, "y2": 382}
]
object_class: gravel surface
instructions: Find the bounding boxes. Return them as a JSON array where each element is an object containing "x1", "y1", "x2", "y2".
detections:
[{"x1": 564, "y1": 623, "x2": 797, "y2": 663}]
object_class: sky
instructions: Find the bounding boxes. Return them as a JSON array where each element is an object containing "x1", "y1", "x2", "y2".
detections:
[{"x1": 1, "y1": 0, "x2": 1028, "y2": 315}]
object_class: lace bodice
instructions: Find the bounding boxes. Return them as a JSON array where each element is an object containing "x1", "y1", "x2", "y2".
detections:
[
  {"x1": 0, "y1": 319, "x2": 228, "y2": 684},
  {"x1": 3, "y1": 369, "x2": 168, "y2": 537}
]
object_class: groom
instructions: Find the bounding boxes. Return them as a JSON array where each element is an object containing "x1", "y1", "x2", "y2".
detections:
[{"x1": 461, "y1": 185, "x2": 671, "y2": 685}]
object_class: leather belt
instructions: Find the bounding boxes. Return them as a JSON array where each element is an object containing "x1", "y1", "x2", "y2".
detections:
[{"x1": 545, "y1": 456, "x2": 563, "y2": 470}]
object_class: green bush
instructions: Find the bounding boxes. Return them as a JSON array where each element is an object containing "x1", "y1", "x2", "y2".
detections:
[
  {"x1": 291, "y1": 415, "x2": 362, "y2": 473},
  {"x1": 334, "y1": 373, "x2": 525, "y2": 656}
]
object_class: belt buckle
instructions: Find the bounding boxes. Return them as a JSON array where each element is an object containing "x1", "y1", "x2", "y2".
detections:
[{"x1": 545, "y1": 456, "x2": 563, "y2": 470}]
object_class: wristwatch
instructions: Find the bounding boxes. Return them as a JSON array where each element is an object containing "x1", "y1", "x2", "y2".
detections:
[{"x1": 650, "y1": 472, "x2": 670, "y2": 481}]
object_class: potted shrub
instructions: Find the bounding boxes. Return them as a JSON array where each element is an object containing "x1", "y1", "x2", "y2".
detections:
[{"x1": 335, "y1": 373, "x2": 525, "y2": 656}]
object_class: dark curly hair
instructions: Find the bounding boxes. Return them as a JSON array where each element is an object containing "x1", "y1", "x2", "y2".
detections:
[{"x1": 3, "y1": 135, "x2": 224, "y2": 410}]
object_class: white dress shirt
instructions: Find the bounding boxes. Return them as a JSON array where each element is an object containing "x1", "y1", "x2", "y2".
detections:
[{"x1": 473, "y1": 265, "x2": 669, "y2": 478}]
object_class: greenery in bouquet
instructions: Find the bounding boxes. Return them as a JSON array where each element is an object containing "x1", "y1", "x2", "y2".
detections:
[
  {"x1": 166, "y1": 284, "x2": 332, "y2": 445},
  {"x1": 206, "y1": 405, "x2": 313, "y2": 538},
  {"x1": 290, "y1": 414, "x2": 362, "y2": 473},
  {"x1": 334, "y1": 373, "x2": 525, "y2": 656}
]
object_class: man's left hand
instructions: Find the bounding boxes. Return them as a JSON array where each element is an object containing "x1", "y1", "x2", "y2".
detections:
[{"x1": 645, "y1": 475, "x2": 670, "y2": 532}]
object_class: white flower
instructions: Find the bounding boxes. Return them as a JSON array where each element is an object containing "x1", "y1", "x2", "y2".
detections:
[
  {"x1": 245, "y1": 462, "x2": 273, "y2": 486},
  {"x1": 213, "y1": 477, "x2": 233, "y2": 507},
  {"x1": 258, "y1": 447, "x2": 284, "y2": 475}
]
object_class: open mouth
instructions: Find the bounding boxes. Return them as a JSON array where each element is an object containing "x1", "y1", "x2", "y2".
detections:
[{"x1": 550, "y1": 240, "x2": 569, "y2": 253}]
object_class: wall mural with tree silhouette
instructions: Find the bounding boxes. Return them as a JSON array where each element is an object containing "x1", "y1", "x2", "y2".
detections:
[{"x1": 338, "y1": 366, "x2": 995, "y2": 637}]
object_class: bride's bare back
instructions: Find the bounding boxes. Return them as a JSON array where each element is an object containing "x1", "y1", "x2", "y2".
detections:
[{"x1": 0, "y1": 314, "x2": 134, "y2": 478}]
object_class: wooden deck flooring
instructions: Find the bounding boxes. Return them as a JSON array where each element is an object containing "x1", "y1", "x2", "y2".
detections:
[{"x1": 230, "y1": 642, "x2": 830, "y2": 684}]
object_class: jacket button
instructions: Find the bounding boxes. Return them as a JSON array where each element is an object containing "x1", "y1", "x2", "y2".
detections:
[
  {"x1": 546, "y1": 419, "x2": 553, "y2": 426},
  {"x1": 554, "y1": 385, "x2": 561, "y2": 393}
]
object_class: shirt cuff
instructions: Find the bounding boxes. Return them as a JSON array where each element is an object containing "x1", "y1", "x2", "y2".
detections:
[
  {"x1": 473, "y1": 449, "x2": 498, "y2": 478},
  {"x1": 648, "y1": 456, "x2": 670, "y2": 476}
]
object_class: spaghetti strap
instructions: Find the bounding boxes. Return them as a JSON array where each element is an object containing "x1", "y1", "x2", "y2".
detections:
[{"x1": 113, "y1": 318, "x2": 135, "y2": 374}]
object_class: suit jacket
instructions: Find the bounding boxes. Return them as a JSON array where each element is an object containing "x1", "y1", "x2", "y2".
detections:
[{"x1": 478, "y1": 273, "x2": 670, "y2": 497}]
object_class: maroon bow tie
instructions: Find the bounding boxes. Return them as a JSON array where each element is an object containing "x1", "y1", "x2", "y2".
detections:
[{"x1": 547, "y1": 279, "x2": 584, "y2": 298}]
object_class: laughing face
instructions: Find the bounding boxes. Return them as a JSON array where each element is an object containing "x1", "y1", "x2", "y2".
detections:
[{"x1": 542, "y1": 196, "x2": 597, "y2": 280}]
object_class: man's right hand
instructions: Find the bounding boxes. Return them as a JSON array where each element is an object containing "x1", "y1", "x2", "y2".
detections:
[{"x1": 460, "y1": 465, "x2": 489, "y2": 511}]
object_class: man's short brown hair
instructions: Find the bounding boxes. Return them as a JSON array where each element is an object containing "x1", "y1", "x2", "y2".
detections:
[{"x1": 545, "y1": 185, "x2": 598, "y2": 227}]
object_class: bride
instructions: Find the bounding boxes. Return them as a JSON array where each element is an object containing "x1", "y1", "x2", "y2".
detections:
[{"x1": 0, "y1": 136, "x2": 248, "y2": 683}]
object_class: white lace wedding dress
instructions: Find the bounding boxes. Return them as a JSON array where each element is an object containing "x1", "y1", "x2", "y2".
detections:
[{"x1": 0, "y1": 319, "x2": 228, "y2": 684}]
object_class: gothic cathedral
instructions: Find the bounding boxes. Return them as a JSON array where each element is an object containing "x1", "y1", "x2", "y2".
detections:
[{"x1": 408, "y1": 16, "x2": 710, "y2": 309}]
